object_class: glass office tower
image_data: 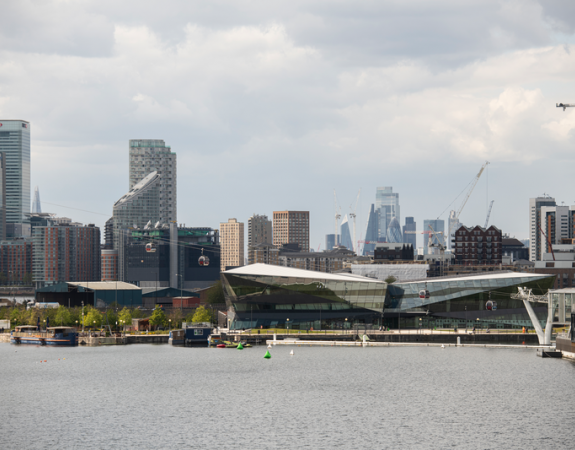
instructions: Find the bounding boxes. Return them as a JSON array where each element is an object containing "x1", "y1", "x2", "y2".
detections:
[{"x1": 0, "y1": 120, "x2": 31, "y2": 229}]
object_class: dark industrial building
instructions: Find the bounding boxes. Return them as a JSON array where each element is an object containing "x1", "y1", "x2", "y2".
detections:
[
  {"x1": 35, "y1": 281, "x2": 142, "y2": 307},
  {"x1": 119, "y1": 224, "x2": 220, "y2": 289},
  {"x1": 374, "y1": 243, "x2": 414, "y2": 261}
]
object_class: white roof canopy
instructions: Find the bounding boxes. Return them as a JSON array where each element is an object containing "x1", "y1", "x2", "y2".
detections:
[{"x1": 224, "y1": 263, "x2": 384, "y2": 284}]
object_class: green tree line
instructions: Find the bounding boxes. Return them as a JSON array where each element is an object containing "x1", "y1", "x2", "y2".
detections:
[{"x1": 0, "y1": 303, "x2": 217, "y2": 330}]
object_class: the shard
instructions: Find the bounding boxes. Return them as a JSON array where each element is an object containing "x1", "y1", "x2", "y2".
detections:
[{"x1": 32, "y1": 186, "x2": 41, "y2": 213}]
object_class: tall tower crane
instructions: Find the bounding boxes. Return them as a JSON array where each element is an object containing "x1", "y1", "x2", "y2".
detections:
[
  {"x1": 445, "y1": 161, "x2": 489, "y2": 246},
  {"x1": 349, "y1": 189, "x2": 361, "y2": 254},
  {"x1": 484, "y1": 200, "x2": 494, "y2": 228},
  {"x1": 557, "y1": 103, "x2": 575, "y2": 111}
]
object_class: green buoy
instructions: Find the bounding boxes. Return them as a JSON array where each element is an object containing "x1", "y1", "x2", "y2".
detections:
[
  {"x1": 237, "y1": 342, "x2": 244, "y2": 350},
  {"x1": 264, "y1": 350, "x2": 271, "y2": 359}
]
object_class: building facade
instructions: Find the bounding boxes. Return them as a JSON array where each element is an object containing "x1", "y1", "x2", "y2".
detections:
[
  {"x1": 277, "y1": 247, "x2": 356, "y2": 273},
  {"x1": 0, "y1": 120, "x2": 30, "y2": 234},
  {"x1": 529, "y1": 196, "x2": 557, "y2": 261},
  {"x1": 325, "y1": 233, "x2": 340, "y2": 251},
  {"x1": 0, "y1": 239, "x2": 33, "y2": 284},
  {"x1": 32, "y1": 186, "x2": 41, "y2": 214},
  {"x1": 273, "y1": 211, "x2": 309, "y2": 251},
  {"x1": 536, "y1": 203, "x2": 575, "y2": 261},
  {"x1": 222, "y1": 264, "x2": 555, "y2": 330},
  {"x1": 363, "y1": 204, "x2": 380, "y2": 256},
  {"x1": 113, "y1": 171, "x2": 160, "y2": 250},
  {"x1": 375, "y1": 187, "x2": 400, "y2": 242},
  {"x1": 129, "y1": 139, "x2": 177, "y2": 224},
  {"x1": 374, "y1": 243, "x2": 414, "y2": 262},
  {"x1": 453, "y1": 225, "x2": 502, "y2": 265},
  {"x1": 101, "y1": 249, "x2": 118, "y2": 281},
  {"x1": 340, "y1": 215, "x2": 353, "y2": 250},
  {"x1": 249, "y1": 243, "x2": 279, "y2": 265},
  {"x1": 32, "y1": 224, "x2": 101, "y2": 288},
  {"x1": 402, "y1": 217, "x2": 416, "y2": 249},
  {"x1": 386, "y1": 217, "x2": 402, "y2": 243},
  {"x1": 119, "y1": 225, "x2": 220, "y2": 289},
  {"x1": 220, "y1": 218, "x2": 244, "y2": 271},
  {"x1": 247, "y1": 214, "x2": 272, "y2": 265}
]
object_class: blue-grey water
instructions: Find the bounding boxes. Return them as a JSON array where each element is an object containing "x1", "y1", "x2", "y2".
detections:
[{"x1": 1, "y1": 343, "x2": 575, "y2": 449}]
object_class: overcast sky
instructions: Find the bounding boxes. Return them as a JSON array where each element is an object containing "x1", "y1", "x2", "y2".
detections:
[{"x1": 2, "y1": 0, "x2": 575, "y2": 250}]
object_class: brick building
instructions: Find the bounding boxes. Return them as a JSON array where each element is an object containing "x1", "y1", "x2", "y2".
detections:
[
  {"x1": 0, "y1": 239, "x2": 33, "y2": 284},
  {"x1": 32, "y1": 224, "x2": 101, "y2": 288},
  {"x1": 453, "y1": 225, "x2": 502, "y2": 266},
  {"x1": 273, "y1": 211, "x2": 309, "y2": 252}
]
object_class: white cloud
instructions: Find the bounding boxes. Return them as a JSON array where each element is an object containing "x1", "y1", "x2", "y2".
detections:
[{"x1": 1, "y1": 0, "x2": 575, "y2": 249}]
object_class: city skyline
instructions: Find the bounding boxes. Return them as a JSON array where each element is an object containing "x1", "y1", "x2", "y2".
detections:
[{"x1": 1, "y1": 2, "x2": 575, "y2": 250}]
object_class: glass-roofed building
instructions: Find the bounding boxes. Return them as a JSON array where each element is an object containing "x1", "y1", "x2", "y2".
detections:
[{"x1": 222, "y1": 264, "x2": 556, "y2": 330}]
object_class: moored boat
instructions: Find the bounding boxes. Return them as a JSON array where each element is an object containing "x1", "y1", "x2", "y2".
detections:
[{"x1": 11, "y1": 325, "x2": 78, "y2": 346}]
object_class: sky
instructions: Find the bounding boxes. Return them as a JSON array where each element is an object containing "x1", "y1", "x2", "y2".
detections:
[{"x1": 2, "y1": 0, "x2": 575, "y2": 251}]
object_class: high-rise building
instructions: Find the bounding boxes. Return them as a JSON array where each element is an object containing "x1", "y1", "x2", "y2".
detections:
[
  {"x1": 119, "y1": 224, "x2": 219, "y2": 289},
  {"x1": 529, "y1": 196, "x2": 557, "y2": 261},
  {"x1": 386, "y1": 217, "x2": 402, "y2": 243},
  {"x1": 32, "y1": 224, "x2": 101, "y2": 288},
  {"x1": 113, "y1": 171, "x2": 160, "y2": 250},
  {"x1": 325, "y1": 234, "x2": 340, "y2": 251},
  {"x1": 32, "y1": 186, "x2": 41, "y2": 214},
  {"x1": 402, "y1": 217, "x2": 416, "y2": 249},
  {"x1": 423, "y1": 219, "x2": 445, "y2": 254},
  {"x1": 273, "y1": 211, "x2": 309, "y2": 251},
  {"x1": 0, "y1": 153, "x2": 6, "y2": 241},
  {"x1": 537, "y1": 204, "x2": 575, "y2": 261},
  {"x1": 375, "y1": 187, "x2": 400, "y2": 241},
  {"x1": 363, "y1": 204, "x2": 379, "y2": 256},
  {"x1": 0, "y1": 239, "x2": 33, "y2": 284},
  {"x1": 101, "y1": 249, "x2": 118, "y2": 281},
  {"x1": 247, "y1": 214, "x2": 272, "y2": 265},
  {"x1": 220, "y1": 218, "x2": 244, "y2": 271},
  {"x1": 104, "y1": 217, "x2": 114, "y2": 249},
  {"x1": 447, "y1": 210, "x2": 462, "y2": 251},
  {"x1": 340, "y1": 215, "x2": 353, "y2": 250},
  {"x1": 129, "y1": 140, "x2": 177, "y2": 224},
  {"x1": 0, "y1": 120, "x2": 31, "y2": 231}
]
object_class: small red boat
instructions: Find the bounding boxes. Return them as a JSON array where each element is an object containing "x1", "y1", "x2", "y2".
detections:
[{"x1": 216, "y1": 344, "x2": 226, "y2": 348}]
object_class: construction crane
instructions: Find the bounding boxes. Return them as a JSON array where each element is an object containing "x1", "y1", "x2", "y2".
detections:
[
  {"x1": 538, "y1": 223, "x2": 555, "y2": 261},
  {"x1": 428, "y1": 224, "x2": 446, "y2": 277},
  {"x1": 557, "y1": 103, "x2": 575, "y2": 111},
  {"x1": 445, "y1": 161, "x2": 490, "y2": 246},
  {"x1": 349, "y1": 189, "x2": 361, "y2": 254},
  {"x1": 333, "y1": 190, "x2": 341, "y2": 248},
  {"x1": 484, "y1": 200, "x2": 494, "y2": 228}
]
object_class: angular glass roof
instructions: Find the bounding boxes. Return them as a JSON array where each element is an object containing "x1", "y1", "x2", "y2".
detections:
[{"x1": 224, "y1": 263, "x2": 384, "y2": 284}]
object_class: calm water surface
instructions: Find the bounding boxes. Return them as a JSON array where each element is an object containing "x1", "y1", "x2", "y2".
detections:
[{"x1": 1, "y1": 343, "x2": 575, "y2": 449}]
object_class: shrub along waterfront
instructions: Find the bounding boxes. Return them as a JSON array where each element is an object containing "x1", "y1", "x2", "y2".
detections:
[{"x1": 0, "y1": 303, "x2": 216, "y2": 331}]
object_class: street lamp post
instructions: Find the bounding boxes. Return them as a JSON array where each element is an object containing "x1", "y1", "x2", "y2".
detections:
[
  {"x1": 345, "y1": 318, "x2": 348, "y2": 335},
  {"x1": 176, "y1": 274, "x2": 183, "y2": 313},
  {"x1": 169, "y1": 319, "x2": 171, "y2": 331},
  {"x1": 419, "y1": 317, "x2": 422, "y2": 335},
  {"x1": 286, "y1": 318, "x2": 289, "y2": 335},
  {"x1": 43, "y1": 319, "x2": 46, "y2": 332}
]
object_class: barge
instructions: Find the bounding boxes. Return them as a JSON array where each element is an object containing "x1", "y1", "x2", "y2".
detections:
[{"x1": 11, "y1": 325, "x2": 78, "y2": 346}]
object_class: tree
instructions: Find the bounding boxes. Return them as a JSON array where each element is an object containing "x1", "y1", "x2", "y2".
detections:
[
  {"x1": 149, "y1": 305, "x2": 168, "y2": 330},
  {"x1": 55, "y1": 305, "x2": 71, "y2": 326},
  {"x1": 22, "y1": 273, "x2": 33, "y2": 286},
  {"x1": 207, "y1": 281, "x2": 225, "y2": 304},
  {"x1": 84, "y1": 307, "x2": 103, "y2": 329},
  {"x1": 384, "y1": 276, "x2": 397, "y2": 284},
  {"x1": 168, "y1": 308, "x2": 183, "y2": 329},
  {"x1": 191, "y1": 306, "x2": 212, "y2": 324},
  {"x1": 118, "y1": 307, "x2": 132, "y2": 329}
]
